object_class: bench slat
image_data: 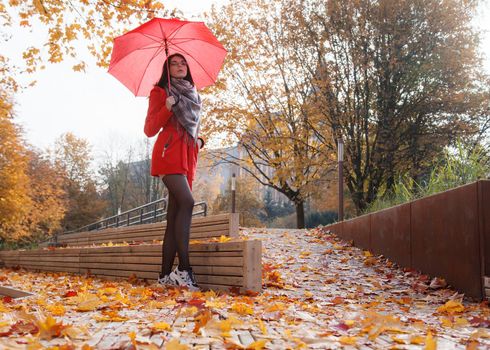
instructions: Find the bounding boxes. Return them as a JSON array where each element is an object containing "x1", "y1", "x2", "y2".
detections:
[
  {"x1": 51, "y1": 213, "x2": 239, "y2": 247},
  {"x1": 0, "y1": 239, "x2": 261, "y2": 292}
]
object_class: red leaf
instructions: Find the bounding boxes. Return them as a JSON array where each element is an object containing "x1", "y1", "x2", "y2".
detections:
[
  {"x1": 2, "y1": 296, "x2": 13, "y2": 303},
  {"x1": 187, "y1": 298, "x2": 206, "y2": 308},
  {"x1": 10, "y1": 321, "x2": 39, "y2": 335},
  {"x1": 334, "y1": 322, "x2": 350, "y2": 331},
  {"x1": 0, "y1": 330, "x2": 13, "y2": 337},
  {"x1": 245, "y1": 290, "x2": 259, "y2": 297},
  {"x1": 229, "y1": 286, "x2": 241, "y2": 294},
  {"x1": 63, "y1": 291, "x2": 77, "y2": 298},
  {"x1": 470, "y1": 316, "x2": 490, "y2": 328}
]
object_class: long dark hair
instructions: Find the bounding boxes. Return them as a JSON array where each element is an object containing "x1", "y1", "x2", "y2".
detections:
[{"x1": 156, "y1": 53, "x2": 194, "y2": 90}]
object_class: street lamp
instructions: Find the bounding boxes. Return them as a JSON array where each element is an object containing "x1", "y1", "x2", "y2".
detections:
[
  {"x1": 231, "y1": 173, "x2": 236, "y2": 213},
  {"x1": 338, "y1": 138, "x2": 344, "y2": 222}
]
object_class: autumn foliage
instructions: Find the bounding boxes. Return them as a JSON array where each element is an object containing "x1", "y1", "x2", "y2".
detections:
[{"x1": 205, "y1": 0, "x2": 490, "y2": 217}]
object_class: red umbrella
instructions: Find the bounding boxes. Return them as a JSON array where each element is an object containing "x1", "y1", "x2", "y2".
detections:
[{"x1": 108, "y1": 18, "x2": 227, "y2": 97}]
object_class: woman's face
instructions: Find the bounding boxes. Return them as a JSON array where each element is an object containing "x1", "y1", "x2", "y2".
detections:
[{"x1": 169, "y1": 56, "x2": 188, "y2": 79}]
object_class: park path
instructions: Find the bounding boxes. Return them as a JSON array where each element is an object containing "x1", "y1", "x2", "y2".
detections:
[{"x1": 0, "y1": 227, "x2": 488, "y2": 349}]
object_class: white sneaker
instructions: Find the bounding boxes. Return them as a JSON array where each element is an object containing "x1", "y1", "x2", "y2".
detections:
[
  {"x1": 157, "y1": 274, "x2": 176, "y2": 286},
  {"x1": 169, "y1": 267, "x2": 200, "y2": 291}
]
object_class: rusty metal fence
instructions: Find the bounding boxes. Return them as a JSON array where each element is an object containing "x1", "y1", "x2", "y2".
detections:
[{"x1": 324, "y1": 180, "x2": 490, "y2": 300}]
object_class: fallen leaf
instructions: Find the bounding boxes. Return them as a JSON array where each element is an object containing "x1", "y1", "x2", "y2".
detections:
[
  {"x1": 425, "y1": 331, "x2": 436, "y2": 350},
  {"x1": 165, "y1": 338, "x2": 189, "y2": 349},
  {"x1": 152, "y1": 322, "x2": 172, "y2": 333},
  {"x1": 437, "y1": 300, "x2": 464, "y2": 315},
  {"x1": 338, "y1": 336, "x2": 357, "y2": 345}
]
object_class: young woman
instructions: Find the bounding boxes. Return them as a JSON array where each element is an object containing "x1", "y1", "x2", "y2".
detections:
[{"x1": 144, "y1": 54, "x2": 204, "y2": 291}]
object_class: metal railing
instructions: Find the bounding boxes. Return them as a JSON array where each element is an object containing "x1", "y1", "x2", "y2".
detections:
[{"x1": 63, "y1": 198, "x2": 207, "y2": 234}]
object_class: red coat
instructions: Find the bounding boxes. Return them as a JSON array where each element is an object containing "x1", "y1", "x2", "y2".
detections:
[{"x1": 144, "y1": 86, "x2": 202, "y2": 188}]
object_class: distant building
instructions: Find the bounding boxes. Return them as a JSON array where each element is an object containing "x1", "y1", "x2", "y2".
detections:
[{"x1": 199, "y1": 144, "x2": 289, "y2": 205}]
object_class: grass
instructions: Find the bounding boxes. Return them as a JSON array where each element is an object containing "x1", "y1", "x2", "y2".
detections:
[{"x1": 365, "y1": 141, "x2": 489, "y2": 214}]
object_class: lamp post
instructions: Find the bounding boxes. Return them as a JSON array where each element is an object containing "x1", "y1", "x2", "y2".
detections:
[
  {"x1": 231, "y1": 173, "x2": 236, "y2": 213},
  {"x1": 338, "y1": 138, "x2": 344, "y2": 222}
]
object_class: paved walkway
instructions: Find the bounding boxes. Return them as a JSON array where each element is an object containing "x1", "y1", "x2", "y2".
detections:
[{"x1": 0, "y1": 227, "x2": 488, "y2": 349}]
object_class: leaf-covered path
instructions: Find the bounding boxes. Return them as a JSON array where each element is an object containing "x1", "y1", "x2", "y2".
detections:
[{"x1": 0, "y1": 228, "x2": 488, "y2": 349}]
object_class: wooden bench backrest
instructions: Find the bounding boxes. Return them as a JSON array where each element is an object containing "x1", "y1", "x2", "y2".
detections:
[{"x1": 47, "y1": 213, "x2": 239, "y2": 247}]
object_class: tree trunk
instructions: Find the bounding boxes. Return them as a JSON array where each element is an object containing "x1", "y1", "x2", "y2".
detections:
[{"x1": 295, "y1": 200, "x2": 305, "y2": 229}]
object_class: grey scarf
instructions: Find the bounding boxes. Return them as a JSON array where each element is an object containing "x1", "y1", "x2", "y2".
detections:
[{"x1": 167, "y1": 78, "x2": 201, "y2": 140}]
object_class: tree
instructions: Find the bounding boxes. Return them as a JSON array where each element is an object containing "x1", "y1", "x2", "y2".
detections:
[
  {"x1": 206, "y1": 0, "x2": 336, "y2": 228},
  {"x1": 24, "y1": 149, "x2": 66, "y2": 241},
  {"x1": 98, "y1": 137, "x2": 165, "y2": 216},
  {"x1": 1, "y1": 81, "x2": 65, "y2": 243},
  {"x1": 285, "y1": 0, "x2": 490, "y2": 212},
  {"x1": 212, "y1": 176, "x2": 265, "y2": 227},
  {"x1": 192, "y1": 150, "x2": 225, "y2": 214},
  {"x1": 2, "y1": 0, "x2": 166, "y2": 74},
  {"x1": 52, "y1": 132, "x2": 106, "y2": 231},
  {"x1": 0, "y1": 94, "x2": 32, "y2": 241}
]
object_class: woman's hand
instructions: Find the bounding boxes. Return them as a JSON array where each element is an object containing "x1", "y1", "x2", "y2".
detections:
[{"x1": 165, "y1": 96, "x2": 176, "y2": 111}]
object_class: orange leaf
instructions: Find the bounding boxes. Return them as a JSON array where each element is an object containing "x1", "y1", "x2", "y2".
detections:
[
  {"x1": 193, "y1": 309, "x2": 212, "y2": 333},
  {"x1": 331, "y1": 296, "x2": 344, "y2": 305}
]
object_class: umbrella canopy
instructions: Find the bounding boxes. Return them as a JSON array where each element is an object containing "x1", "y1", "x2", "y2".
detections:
[{"x1": 108, "y1": 18, "x2": 227, "y2": 97}]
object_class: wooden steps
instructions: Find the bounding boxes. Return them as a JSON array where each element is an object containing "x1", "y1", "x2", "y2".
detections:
[
  {"x1": 0, "y1": 240, "x2": 262, "y2": 292},
  {"x1": 42, "y1": 213, "x2": 239, "y2": 247}
]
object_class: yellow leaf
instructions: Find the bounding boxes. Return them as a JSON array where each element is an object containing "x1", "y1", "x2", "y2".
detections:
[
  {"x1": 165, "y1": 338, "x2": 189, "y2": 349},
  {"x1": 128, "y1": 331, "x2": 137, "y2": 346},
  {"x1": 339, "y1": 336, "x2": 357, "y2": 345},
  {"x1": 390, "y1": 336, "x2": 406, "y2": 344},
  {"x1": 75, "y1": 293, "x2": 102, "y2": 312},
  {"x1": 410, "y1": 335, "x2": 425, "y2": 345},
  {"x1": 61, "y1": 325, "x2": 85, "y2": 339},
  {"x1": 153, "y1": 322, "x2": 172, "y2": 331},
  {"x1": 46, "y1": 303, "x2": 66, "y2": 316},
  {"x1": 299, "y1": 251, "x2": 311, "y2": 258},
  {"x1": 437, "y1": 299, "x2": 464, "y2": 314},
  {"x1": 469, "y1": 329, "x2": 490, "y2": 341},
  {"x1": 258, "y1": 319, "x2": 267, "y2": 335},
  {"x1": 304, "y1": 291, "x2": 313, "y2": 298},
  {"x1": 440, "y1": 317, "x2": 453, "y2": 328},
  {"x1": 246, "y1": 339, "x2": 268, "y2": 349},
  {"x1": 98, "y1": 287, "x2": 118, "y2": 296},
  {"x1": 94, "y1": 314, "x2": 129, "y2": 322},
  {"x1": 0, "y1": 302, "x2": 10, "y2": 313},
  {"x1": 205, "y1": 300, "x2": 227, "y2": 308},
  {"x1": 219, "y1": 235, "x2": 232, "y2": 243},
  {"x1": 231, "y1": 302, "x2": 254, "y2": 315},
  {"x1": 425, "y1": 331, "x2": 436, "y2": 350},
  {"x1": 38, "y1": 316, "x2": 64, "y2": 340},
  {"x1": 219, "y1": 316, "x2": 242, "y2": 333},
  {"x1": 180, "y1": 306, "x2": 198, "y2": 317}
]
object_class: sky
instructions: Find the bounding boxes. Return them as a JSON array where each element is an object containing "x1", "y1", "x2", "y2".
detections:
[{"x1": 4, "y1": 0, "x2": 490, "y2": 163}]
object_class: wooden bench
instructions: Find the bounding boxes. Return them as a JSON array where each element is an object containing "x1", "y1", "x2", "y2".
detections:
[
  {"x1": 0, "y1": 240, "x2": 262, "y2": 292},
  {"x1": 41, "y1": 213, "x2": 239, "y2": 247}
]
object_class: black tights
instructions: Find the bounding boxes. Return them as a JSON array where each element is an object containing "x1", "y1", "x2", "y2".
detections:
[{"x1": 160, "y1": 174, "x2": 194, "y2": 277}]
